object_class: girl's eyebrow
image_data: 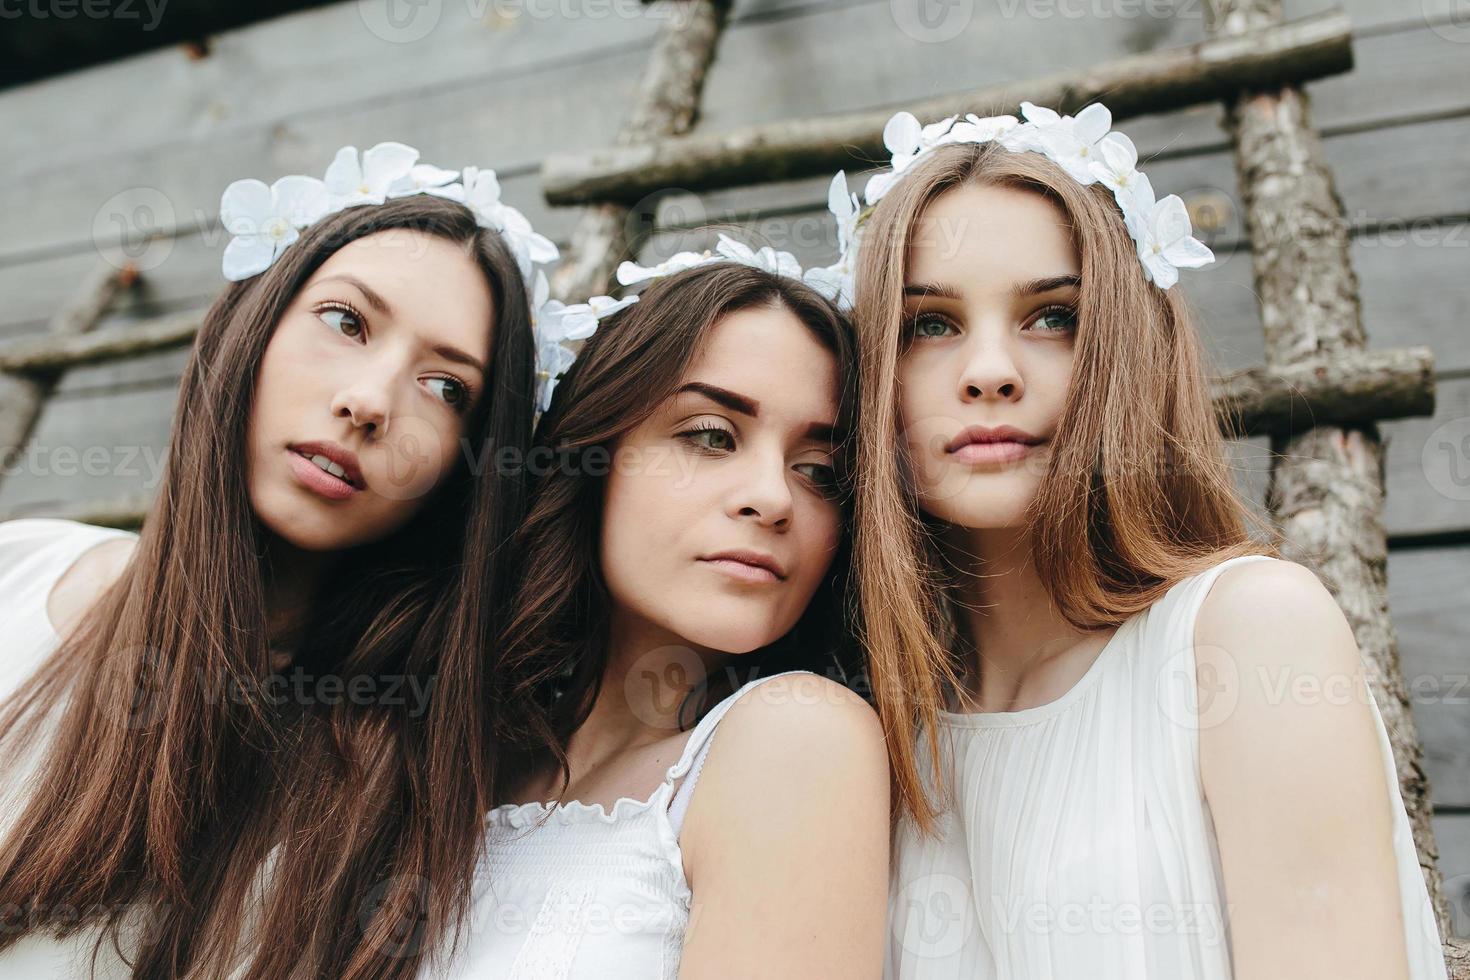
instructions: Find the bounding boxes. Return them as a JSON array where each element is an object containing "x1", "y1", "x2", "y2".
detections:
[
  {"x1": 674, "y1": 381, "x2": 839, "y2": 445},
  {"x1": 1011, "y1": 274, "x2": 1081, "y2": 297},
  {"x1": 903, "y1": 281, "x2": 961, "y2": 300},
  {"x1": 312, "y1": 274, "x2": 487, "y2": 375},
  {"x1": 316, "y1": 274, "x2": 394, "y2": 316},
  {"x1": 903, "y1": 274, "x2": 1081, "y2": 302}
]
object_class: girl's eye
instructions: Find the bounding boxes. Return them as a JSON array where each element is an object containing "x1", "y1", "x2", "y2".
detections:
[
  {"x1": 678, "y1": 424, "x2": 736, "y2": 453},
  {"x1": 1028, "y1": 306, "x2": 1077, "y2": 333},
  {"x1": 318, "y1": 304, "x2": 365, "y2": 339},
  {"x1": 795, "y1": 462, "x2": 842, "y2": 500},
  {"x1": 426, "y1": 377, "x2": 470, "y2": 413},
  {"x1": 907, "y1": 312, "x2": 957, "y2": 339}
]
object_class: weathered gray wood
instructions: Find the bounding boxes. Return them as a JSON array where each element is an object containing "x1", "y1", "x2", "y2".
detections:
[
  {"x1": 1209, "y1": 0, "x2": 1449, "y2": 936},
  {"x1": 1212, "y1": 346, "x2": 1435, "y2": 437},
  {"x1": 1435, "y1": 813, "x2": 1470, "y2": 940},
  {"x1": 540, "y1": 9, "x2": 1352, "y2": 204},
  {"x1": 0, "y1": 311, "x2": 202, "y2": 376},
  {"x1": 0, "y1": 263, "x2": 137, "y2": 496},
  {"x1": 550, "y1": 0, "x2": 732, "y2": 304},
  {"x1": 1392, "y1": 546, "x2": 1470, "y2": 811}
]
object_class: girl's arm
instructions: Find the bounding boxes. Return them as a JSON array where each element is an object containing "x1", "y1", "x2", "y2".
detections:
[
  {"x1": 1197, "y1": 558, "x2": 1414, "y2": 980},
  {"x1": 676, "y1": 673, "x2": 890, "y2": 979}
]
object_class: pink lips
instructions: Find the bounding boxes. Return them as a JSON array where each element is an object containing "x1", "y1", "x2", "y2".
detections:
[
  {"x1": 286, "y1": 441, "x2": 365, "y2": 501},
  {"x1": 945, "y1": 424, "x2": 1045, "y2": 466},
  {"x1": 698, "y1": 549, "x2": 787, "y2": 584}
]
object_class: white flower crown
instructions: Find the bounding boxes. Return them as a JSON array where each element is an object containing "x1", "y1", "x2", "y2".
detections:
[
  {"x1": 530, "y1": 230, "x2": 849, "y2": 421},
  {"x1": 217, "y1": 141, "x2": 560, "y2": 285},
  {"x1": 814, "y1": 100, "x2": 1215, "y2": 301}
]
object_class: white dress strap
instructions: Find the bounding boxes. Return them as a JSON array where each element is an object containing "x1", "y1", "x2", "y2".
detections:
[{"x1": 665, "y1": 669, "x2": 817, "y2": 839}]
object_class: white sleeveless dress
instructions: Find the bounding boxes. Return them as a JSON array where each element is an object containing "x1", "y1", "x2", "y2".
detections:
[
  {"x1": 887, "y1": 554, "x2": 1448, "y2": 980},
  {"x1": 0, "y1": 518, "x2": 140, "y2": 979},
  {"x1": 420, "y1": 668, "x2": 819, "y2": 980}
]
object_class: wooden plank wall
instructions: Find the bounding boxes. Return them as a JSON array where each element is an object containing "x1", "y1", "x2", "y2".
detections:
[{"x1": 0, "y1": 0, "x2": 1466, "y2": 936}]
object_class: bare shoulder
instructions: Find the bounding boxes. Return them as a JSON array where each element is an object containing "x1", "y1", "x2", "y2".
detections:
[
  {"x1": 1195, "y1": 556, "x2": 1358, "y2": 675},
  {"x1": 718, "y1": 672, "x2": 887, "y2": 763},
  {"x1": 677, "y1": 672, "x2": 890, "y2": 974},
  {"x1": 684, "y1": 672, "x2": 889, "y2": 844},
  {"x1": 47, "y1": 536, "x2": 137, "y2": 639}
]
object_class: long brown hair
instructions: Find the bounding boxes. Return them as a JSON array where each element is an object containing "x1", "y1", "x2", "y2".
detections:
[
  {"x1": 491, "y1": 261, "x2": 865, "y2": 802},
  {"x1": 0, "y1": 194, "x2": 535, "y2": 979},
  {"x1": 851, "y1": 140, "x2": 1276, "y2": 836}
]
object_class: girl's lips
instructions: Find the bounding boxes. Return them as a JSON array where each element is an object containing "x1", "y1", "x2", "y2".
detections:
[
  {"x1": 287, "y1": 449, "x2": 360, "y2": 501},
  {"x1": 699, "y1": 558, "x2": 781, "y2": 584},
  {"x1": 949, "y1": 440, "x2": 1038, "y2": 465}
]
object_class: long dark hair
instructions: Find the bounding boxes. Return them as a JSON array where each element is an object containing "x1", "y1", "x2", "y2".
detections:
[
  {"x1": 491, "y1": 261, "x2": 864, "y2": 802},
  {"x1": 0, "y1": 194, "x2": 535, "y2": 979}
]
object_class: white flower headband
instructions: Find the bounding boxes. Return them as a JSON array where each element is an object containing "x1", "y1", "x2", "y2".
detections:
[
  {"x1": 217, "y1": 141, "x2": 560, "y2": 285},
  {"x1": 530, "y1": 231, "x2": 848, "y2": 423},
  {"x1": 817, "y1": 100, "x2": 1215, "y2": 298}
]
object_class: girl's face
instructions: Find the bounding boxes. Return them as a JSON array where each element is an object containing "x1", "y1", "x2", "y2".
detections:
[
  {"x1": 897, "y1": 183, "x2": 1081, "y2": 529},
  {"x1": 600, "y1": 303, "x2": 844, "y2": 656},
  {"x1": 246, "y1": 230, "x2": 495, "y2": 552}
]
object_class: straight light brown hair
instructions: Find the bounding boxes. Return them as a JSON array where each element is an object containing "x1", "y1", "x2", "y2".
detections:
[
  {"x1": 0, "y1": 194, "x2": 535, "y2": 979},
  {"x1": 850, "y1": 139, "x2": 1276, "y2": 836}
]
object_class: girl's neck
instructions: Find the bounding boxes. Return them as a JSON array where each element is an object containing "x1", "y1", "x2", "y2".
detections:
[
  {"x1": 262, "y1": 535, "x2": 338, "y2": 665},
  {"x1": 942, "y1": 524, "x2": 1105, "y2": 712},
  {"x1": 574, "y1": 609, "x2": 732, "y2": 765}
]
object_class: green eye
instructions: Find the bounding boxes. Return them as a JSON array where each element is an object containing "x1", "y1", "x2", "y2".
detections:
[
  {"x1": 318, "y1": 305, "x2": 364, "y2": 338},
  {"x1": 681, "y1": 426, "x2": 735, "y2": 452},
  {"x1": 910, "y1": 314, "x2": 955, "y2": 338},
  {"x1": 1030, "y1": 307, "x2": 1077, "y2": 333}
]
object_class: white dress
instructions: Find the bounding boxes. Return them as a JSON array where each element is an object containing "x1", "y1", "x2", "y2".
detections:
[
  {"x1": 887, "y1": 554, "x2": 1448, "y2": 980},
  {"x1": 420, "y1": 668, "x2": 818, "y2": 980},
  {"x1": 0, "y1": 518, "x2": 140, "y2": 979}
]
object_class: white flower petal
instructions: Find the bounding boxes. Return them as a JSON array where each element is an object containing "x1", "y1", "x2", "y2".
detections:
[
  {"x1": 864, "y1": 170, "x2": 897, "y2": 205},
  {"x1": 588, "y1": 295, "x2": 637, "y2": 318},
  {"x1": 271, "y1": 175, "x2": 330, "y2": 228},
  {"x1": 1096, "y1": 132, "x2": 1137, "y2": 175},
  {"x1": 1142, "y1": 250, "x2": 1179, "y2": 289},
  {"x1": 1161, "y1": 235, "x2": 1214, "y2": 269},
  {"x1": 616, "y1": 260, "x2": 659, "y2": 285},
  {"x1": 423, "y1": 182, "x2": 466, "y2": 203},
  {"x1": 361, "y1": 142, "x2": 419, "y2": 195},
  {"x1": 222, "y1": 234, "x2": 276, "y2": 281},
  {"x1": 220, "y1": 179, "x2": 273, "y2": 236},
  {"x1": 1072, "y1": 103, "x2": 1112, "y2": 144},
  {"x1": 1020, "y1": 102, "x2": 1060, "y2": 126},
  {"x1": 1150, "y1": 194, "x2": 1194, "y2": 247},
  {"x1": 715, "y1": 234, "x2": 757, "y2": 265},
  {"x1": 323, "y1": 146, "x2": 362, "y2": 196},
  {"x1": 883, "y1": 112, "x2": 922, "y2": 157}
]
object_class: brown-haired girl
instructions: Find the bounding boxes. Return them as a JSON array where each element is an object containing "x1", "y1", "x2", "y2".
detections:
[
  {"x1": 845, "y1": 107, "x2": 1447, "y2": 979},
  {"x1": 0, "y1": 145, "x2": 542, "y2": 980},
  {"x1": 430, "y1": 247, "x2": 889, "y2": 979}
]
